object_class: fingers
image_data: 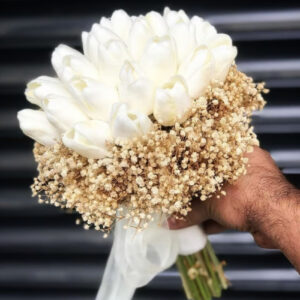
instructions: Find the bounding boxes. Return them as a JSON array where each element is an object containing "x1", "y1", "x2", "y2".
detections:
[
  {"x1": 252, "y1": 232, "x2": 277, "y2": 249},
  {"x1": 168, "y1": 199, "x2": 210, "y2": 229},
  {"x1": 203, "y1": 220, "x2": 226, "y2": 234}
]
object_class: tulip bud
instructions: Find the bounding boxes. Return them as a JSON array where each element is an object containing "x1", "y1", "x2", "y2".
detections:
[
  {"x1": 52, "y1": 44, "x2": 100, "y2": 82},
  {"x1": 62, "y1": 120, "x2": 112, "y2": 159},
  {"x1": 41, "y1": 95, "x2": 89, "y2": 134},
  {"x1": 100, "y1": 10, "x2": 132, "y2": 42},
  {"x1": 163, "y1": 7, "x2": 189, "y2": 28},
  {"x1": 211, "y1": 45, "x2": 237, "y2": 82},
  {"x1": 191, "y1": 17, "x2": 217, "y2": 45},
  {"x1": 118, "y1": 61, "x2": 155, "y2": 115},
  {"x1": 153, "y1": 76, "x2": 192, "y2": 126},
  {"x1": 179, "y1": 45, "x2": 213, "y2": 98},
  {"x1": 97, "y1": 39, "x2": 130, "y2": 86},
  {"x1": 25, "y1": 76, "x2": 70, "y2": 107},
  {"x1": 69, "y1": 77, "x2": 119, "y2": 121},
  {"x1": 168, "y1": 18, "x2": 196, "y2": 63},
  {"x1": 128, "y1": 18, "x2": 152, "y2": 60},
  {"x1": 140, "y1": 36, "x2": 177, "y2": 86},
  {"x1": 145, "y1": 11, "x2": 168, "y2": 37},
  {"x1": 208, "y1": 34, "x2": 237, "y2": 82},
  {"x1": 90, "y1": 23, "x2": 120, "y2": 45},
  {"x1": 110, "y1": 103, "x2": 153, "y2": 143},
  {"x1": 82, "y1": 31, "x2": 99, "y2": 67},
  {"x1": 17, "y1": 109, "x2": 59, "y2": 146}
]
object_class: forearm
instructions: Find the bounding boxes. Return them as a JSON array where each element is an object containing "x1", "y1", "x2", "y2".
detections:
[
  {"x1": 275, "y1": 189, "x2": 300, "y2": 273},
  {"x1": 254, "y1": 185, "x2": 300, "y2": 272}
]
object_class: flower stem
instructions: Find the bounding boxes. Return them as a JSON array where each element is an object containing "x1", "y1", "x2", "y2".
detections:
[{"x1": 176, "y1": 241, "x2": 229, "y2": 300}]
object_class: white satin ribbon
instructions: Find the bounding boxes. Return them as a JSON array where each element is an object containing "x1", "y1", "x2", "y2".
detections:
[{"x1": 96, "y1": 215, "x2": 207, "y2": 300}]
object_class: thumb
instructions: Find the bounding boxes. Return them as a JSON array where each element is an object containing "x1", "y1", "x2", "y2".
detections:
[{"x1": 168, "y1": 199, "x2": 211, "y2": 229}]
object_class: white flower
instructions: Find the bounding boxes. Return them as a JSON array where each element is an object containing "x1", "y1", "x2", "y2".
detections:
[
  {"x1": 97, "y1": 39, "x2": 130, "y2": 86},
  {"x1": 25, "y1": 76, "x2": 70, "y2": 107},
  {"x1": 145, "y1": 11, "x2": 168, "y2": 36},
  {"x1": 62, "y1": 120, "x2": 112, "y2": 159},
  {"x1": 128, "y1": 17, "x2": 152, "y2": 61},
  {"x1": 52, "y1": 44, "x2": 100, "y2": 82},
  {"x1": 20, "y1": 8, "x2": 238, "y2": 159},
  {"x1": 17, "y1": 109, "x2": 59, "y2": 146},
  {"x1": 191, "y1": 17, "x2": 217, "y2": 45},
  {"x1": 163, "y1": 7, "x2": 189, "y2": 27},
  {"x1": 118, "y1": 61, "x2": 155, "y2": 115},
  {"x1": 82, "y1": 24, "x2": 121, "y2": 67},
  {"x1": 69, "y1": 77, "x2": 119, "y2": 121},
  {"x1": 100, "y1": 9, "x2": 132, "y2": 42},
  {"x1": 110, "y1": 103, "x2": 153, "y2": 143},
  {"x1": 163, "y1": 7, "x2": 195, "y2": 63},
  {"x1": 154, "y1": 76, "x2": 192, "y2": 126},
  {"x1": 140, "y1": 36, "x2": 177, "y2": 86},
  {"x1": 179, "y1": 45, "x2": 213, "y2": 98},
  {"x1": 41, "y1": 95, "x2": 89, "y2": 134},
  {"x1": 208, "y1": 34, "x2": 237, "y2": 82}
]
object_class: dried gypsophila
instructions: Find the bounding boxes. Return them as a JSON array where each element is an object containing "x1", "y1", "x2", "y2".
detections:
[{"x1": 31, "y1": 66, "x2": 267, "y2": 232}]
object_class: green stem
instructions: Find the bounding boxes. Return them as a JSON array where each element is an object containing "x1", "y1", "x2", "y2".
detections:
[
  {"x1": 176, "y1": 242, "x2": 229, "y2": 300},
  {"x1": 186, "y1": 255, "x2": 211, "y2": 300}
]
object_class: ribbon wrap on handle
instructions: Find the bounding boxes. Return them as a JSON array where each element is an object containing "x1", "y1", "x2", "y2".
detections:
[{"x1": 96, "y1": 216, "x2": 207, "y2": 300}]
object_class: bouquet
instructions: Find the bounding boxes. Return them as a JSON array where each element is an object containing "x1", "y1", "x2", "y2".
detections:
[{"x1": 17, "y1": 7, "x2": 267, "y2": 300}]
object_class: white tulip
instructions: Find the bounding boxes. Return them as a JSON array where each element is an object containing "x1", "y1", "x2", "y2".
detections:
[
  {"x1": 52, "y1": 44, "x2": 100, "y2": 82},
  {"x1": 41, "y1": 95, "x2": 89, "y2": 134},
  {"x1": 191, "y1": 17, "x2": 217, "y2": 45},
  {"x1": 25, "y1": 76, "x2": 70, "y2": 107},
  {"x1": 63, "y1": 120, "x2": 112, "y2": 159},
  {"x1": 128, "y1": 17, "x2": 152, "y2": 60},
  {"x1": 179, "y1": 45, "x2": 213, "y2": 98},
  {"x1": 140, "y1": 36, "x2": 177, "y2": 86},
  {"x1": 168, "y1": 17, "x2": 196, "y2": 63},
  {"x1": 211, "y1": 45, "x2": 237, "y2": 82},
  {"x1": 17, "y1": 109, "x2": 59, "y2": 146},
  {"x1": 208, "y1": 34, "x2": 237, "y2": 82},
  {"x1": 110, "y1": 103, "x2": 153, "y2": 143},
  {"x1": 69, "y1": 77, "x2": 119, "y2": 121},
  {"x1": 145, "y1": 11, "x2": 168, "y2": 36},
  {"x1": 100, "y1": 10, "x2": 132, "y2": 42},
  {"x1": 118, "y1": 61, "x2": 155, "y2": 115},
  {"x1": 153, "y1": 76, "x2": 192, "y2": 126},
  {"x1": 97, "y1": 39, "x2": 130, "y2": 86},
  {"x1": 82, "y1": 31, "x2": 100, "y2": 66},
  {"x1": 90, "y1": 23, "x2": 120, "y2": 44},
  {"x1": 163, "y1": 7, "x2": 189, "y2": 27}
]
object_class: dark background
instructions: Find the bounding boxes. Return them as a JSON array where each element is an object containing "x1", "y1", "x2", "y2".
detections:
[{"x1": 1, "y1": 0, "x2": 300, "y2": 299}]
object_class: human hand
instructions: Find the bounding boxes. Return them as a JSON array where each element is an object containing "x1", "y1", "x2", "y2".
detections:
[{"x1": 168, "y1": 146, "x2": 300, "y2": 272}]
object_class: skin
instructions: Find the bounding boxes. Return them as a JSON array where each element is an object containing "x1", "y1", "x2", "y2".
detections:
[{"x1": 168, "y1": 146, "x2": 300, "y2": 273}]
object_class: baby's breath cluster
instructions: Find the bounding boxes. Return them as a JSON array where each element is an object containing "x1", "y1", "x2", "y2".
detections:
[{"x1": 32, "y1": 66, "x2": 267, "y2": 232}]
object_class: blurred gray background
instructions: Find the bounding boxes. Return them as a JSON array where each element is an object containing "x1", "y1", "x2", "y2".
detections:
[{"x1": 1, "y1": 0, "x2": 300, "y2": 299}]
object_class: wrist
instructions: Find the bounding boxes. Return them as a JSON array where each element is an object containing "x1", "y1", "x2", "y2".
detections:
[
  {"x1": 246, "y1": 176, "x2": 299, "y2": 248},
  {"x1": 253, "y1": 183, "x2": 300, "y2": 271}
]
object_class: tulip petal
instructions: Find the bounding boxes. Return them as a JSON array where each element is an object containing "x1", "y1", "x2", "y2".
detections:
[
  {"x1": 179, "y1": 45, "x2": 213, "y2": 98},
  {"x1": 119, "y1": 61, "x2": 155, "y2": 115},
  {"x1": 25, "y1": 76, "x2": 70, "y2": 107},
  {"x1": 52, "y1": 44, "x2": 100, "y2": 82},
  {"x1": 146, "y1": 11, "x2": 168, "y2": 36},
  {"x1": 128, "y1": 18, "x2": 152, "y2": 60},
  {"x1": 110, "y1": 103, "x2": 153, "y2": 143},
  {"x1": 154, "y1": 76, "x2": 192, "y2": 126},
  {"x1": 69, "y1": 77, "x2": 119, "y2": 121},
  {"x1": 42, "y1": 95, "x2": 89, "y2": 134},
  {"x1": 140, "y1": 36, "x2": 177, "y2": 86},
  {"x1": 17, "y1": 109, "x2": 59, "y2": 146},
  {"x1": 63, "y1": 120, "x2": 112, "y2": 159},
  {"x1": 97, "y1": 39, "x2": 130, "y2": 86}
]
